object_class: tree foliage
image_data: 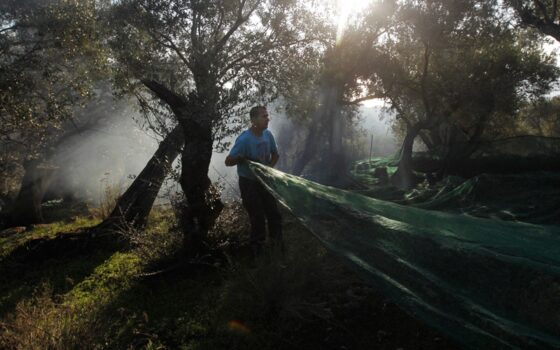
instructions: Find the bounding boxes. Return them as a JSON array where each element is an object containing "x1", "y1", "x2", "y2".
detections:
[
  {"x1": 0, "y1": 0, "x2": 109, "y2": 198},
  {"x1": 109, "y1": 0, "x2": 327, "y2": 144},
  {"x1": 0, "y1": 0, "x2": 108, "y2": 156},
  {"x1": 514, "y1": 96, "x2": 560, "y2": 136},
  {"x1": 508, "y1": 0, "x2": 560, "y2": 41},
  {"x1": 337, "y1": 0, "x2": 559, "y2": 187}
]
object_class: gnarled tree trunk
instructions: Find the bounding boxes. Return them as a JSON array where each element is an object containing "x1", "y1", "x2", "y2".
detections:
[
  {"x1": 141, "y1": 80, "x2": 223, "y2": 255},
  {"x1": 97, "y1": 124, "x2": 185, "y2": 231},
  {"x1": 9, "y1": 159, "x2": 56, "y2": 226},
  {"x1": 391, "y1": 123, "x2": 423, "y2": 189},
  {"x1": 178, "y1": 116, "x2": 222, "y2": 253}
]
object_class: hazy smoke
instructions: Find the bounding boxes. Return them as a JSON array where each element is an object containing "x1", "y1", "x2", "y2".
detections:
[
  {"x1": 49, "y1": 96, "x2": 158, "y2": 204},
  {"x1": 47, "y1": 96, "x2": 398, "y2": 206},
  {"x1": 210, "y1": 103, "x2": 399, "y2": 199},
  {"x1": 359, "y1": 105, "x2": 399, "y2": 158}
]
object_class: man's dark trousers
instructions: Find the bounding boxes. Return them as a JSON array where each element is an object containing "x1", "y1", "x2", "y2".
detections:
[{"x1": 239, "y1": 176, "x2": 282, "y2": 250}]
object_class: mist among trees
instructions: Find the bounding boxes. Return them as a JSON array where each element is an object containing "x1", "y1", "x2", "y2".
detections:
[{"x1": 2, "y1": 0, "x2": 560, "y2": 348}]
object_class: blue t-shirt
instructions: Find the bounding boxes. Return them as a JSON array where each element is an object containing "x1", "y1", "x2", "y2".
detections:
[{"x1": 229, "y1": 129, "x2": 278, "y2": 180}]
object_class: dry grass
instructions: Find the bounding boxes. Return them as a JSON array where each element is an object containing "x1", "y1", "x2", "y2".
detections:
[
  {"x1": 214, "y1": 216, "x2": 344, "y2": 342},
  {"x1": 0, "y1": 284, "x2": 101, "y2": 350},
  {"x1": 95, "y1": 177, "x2": 123, "y2": 220},
  {"x1": 0, "y1": 204, "x2": 397, "y2": 350},
  {"x1": 118, "y1": 210, "x2": 182, "y2": 263}
]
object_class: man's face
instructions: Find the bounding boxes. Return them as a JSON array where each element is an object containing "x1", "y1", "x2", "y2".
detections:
[{"x1": 253, "y1": 108, "x2": 269, "y2": 130}]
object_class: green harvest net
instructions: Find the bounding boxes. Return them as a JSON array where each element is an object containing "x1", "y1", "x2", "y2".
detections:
[
  {"x1": 248, "y1": 162, "x2": 560, "y2": 349},
  {"x1": 408, "y1": 173, "x2": 560, "y2": 225},
  {"x1": 351, "y1": 166, "x2": 560, "y2": 225},
  {"x1": 409, "y1": 135, "x2": 560, "y2": 176}
]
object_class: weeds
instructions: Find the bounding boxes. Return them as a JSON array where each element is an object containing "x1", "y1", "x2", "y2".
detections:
[
  {"x1": 0, "y1": 203, "x2": 407, "y2": 349},
  {"x1": 96, "y1": 174, "x2": 123, "y2": 220},
  {"x1": 209, "y1": 201, "x2": 250, "y2": 250},
  {"x1": 0, "y1": 283, "x2": 101, "y2": 350},
  {"x1": 0, "y1": 216, "x2": 99, "y2": 260},
  {"x1": 119, "y1": 215, "x2": 182, "y2": 264},
  {"x1": 214, "y1": 218, "x2": 344, "y2": 347}
]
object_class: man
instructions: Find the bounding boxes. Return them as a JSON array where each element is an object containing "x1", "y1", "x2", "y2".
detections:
[{"x1": 225, "y1": 105, "x2": 282, "y2": 254}]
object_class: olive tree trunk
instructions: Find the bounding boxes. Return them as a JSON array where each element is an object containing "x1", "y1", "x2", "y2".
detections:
[
  {"x1": 97, "y1": 124, "x2": 184, "y2": 231},
  {"x1": 391, "y1": 123, "x2": 423, "y2": 189},
  {"x1": 9, "y1": 159, "x2": 56, "y2": 226},
  {"x1": 140, "y1": 80, "x2": 223, "y2": 255}
]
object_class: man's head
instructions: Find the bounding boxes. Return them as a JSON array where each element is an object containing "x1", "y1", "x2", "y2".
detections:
[{"x1": 250, "y1": 106, "x2": 269, "y2": 130}]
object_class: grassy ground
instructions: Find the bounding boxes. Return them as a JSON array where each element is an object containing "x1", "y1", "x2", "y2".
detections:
[{"x1": 0, "y1": 203, "x2": 458, "y2": 349}]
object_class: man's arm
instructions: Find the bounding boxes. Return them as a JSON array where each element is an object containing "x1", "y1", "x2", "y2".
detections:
[
  {"x1": 225, "y1": 154, "x2": 245, "y2": 167},
  {"x1": 270, "y1": 152, "x2": 279, "y2": 167}
]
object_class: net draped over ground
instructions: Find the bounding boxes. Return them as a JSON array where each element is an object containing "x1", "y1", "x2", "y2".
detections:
[{"x1": 249, "y1": 162, "x2": 560, "y2": 349}]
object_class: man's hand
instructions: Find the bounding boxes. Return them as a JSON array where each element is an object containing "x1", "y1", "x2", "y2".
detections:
[{"x1": 225, "y1": 154, "x2": 245, "y2": 166}]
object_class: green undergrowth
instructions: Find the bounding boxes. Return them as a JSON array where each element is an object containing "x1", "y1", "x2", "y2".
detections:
[
  {"x1": 0, "y1": 216, "x2": 105, "y2": 318},
  {"x1": 0, "y1": 252, "x2": 143, "y2": 349},
  {"x1": 0, "y1": 204, "x2": 456, "y2": 349},
  {"x1": 0, "y1": 216, "x2": 100, "y2": 260}
]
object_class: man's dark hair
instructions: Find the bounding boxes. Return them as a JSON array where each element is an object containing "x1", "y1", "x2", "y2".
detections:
[{"x1": 250, "y1": 105, "x2": 266, "y2": 120}]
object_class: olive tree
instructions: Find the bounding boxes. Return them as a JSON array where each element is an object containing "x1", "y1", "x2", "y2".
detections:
[
  {"x1": 341, "y1": 0, "x2": 558, "y2": 188},
  {"x1": 108, "y1": 0, "x2": 326, "y2": 252},
  {"x1": 507, "y1": 0, "x2": 560, "y2": 41},
  {"x1": 0, "y1": 0, "x2": 109, "y2": 225}
]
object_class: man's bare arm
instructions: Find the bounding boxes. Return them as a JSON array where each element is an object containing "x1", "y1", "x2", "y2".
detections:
[{"x1": 225, "y1": 155, "x2": 245, "y2": 166}]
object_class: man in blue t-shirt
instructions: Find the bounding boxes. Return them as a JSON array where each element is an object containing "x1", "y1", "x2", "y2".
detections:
[{"x1": 225, "y1": 106, "x2": 282, "y2": 254}]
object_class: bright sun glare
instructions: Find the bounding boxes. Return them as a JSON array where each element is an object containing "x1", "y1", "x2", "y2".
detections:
[
  {"x1": 336, "y1": 0, "x2": 370, "y2": 43},
  {"x1": 335, "y1": 0, "x2": 386, "y2": 108}
]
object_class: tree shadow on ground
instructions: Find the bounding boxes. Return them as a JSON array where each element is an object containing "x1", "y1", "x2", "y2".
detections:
[
  {"x1": 88, "y1": 215, "x2": 460, "y2": 350},
  {"x1": 0, "y1": 229, "x2": 122, "y2": 317}
]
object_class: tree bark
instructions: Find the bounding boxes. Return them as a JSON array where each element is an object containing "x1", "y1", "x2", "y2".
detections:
[
  {"x1": 292, "y1": 126, "x2": 321, "y2": 175},
  {"x1": 8, "y1": 102, "x2": 116, "y2": 227},
  {"x1": 141, "y1": 80, "x2": 223, "y2": 255},
  {"x1": 9, "y1": 159, "x2": 56, "y2": 226},
  {"x1": 96, "y1": 124, "x2": 184, "y2": 231},
  {"x1": 420, "y1": 129, "x2": 437, "y2": 150},
  {"x1": 326, "y1": 102, "x2": 350, "y2": 186},
  {"x1": 391, "y1": 123, "x2": 423, "y2": 189},
  {"x1": 178, "y1": 116, "x2": 222, "y2": 253}
]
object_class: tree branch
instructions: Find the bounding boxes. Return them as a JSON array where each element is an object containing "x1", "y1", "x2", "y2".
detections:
[
  {"x1": 0, "y1": 24, "x2": 18, "y2": 34},
  {"x1": 141, "y1": 80, "x2": 187, "y2": 109},
  {"x1": 218, "y1": 36, "x2": 313, "y2": 78},
  {"x1": 149, "y1": 28, "x2": 191, "y2": 68},
  {"x1": 191, "y1": 0, "x2": 201, "y2": 55},
  {"x1": 213, "y1": 0, "x2": 261, "y2": 54},
  {"x1": 534, "y1": 0, "x2": 551, "y2": 22},
  {"x1": 211, "y1": 5, "x2": 226, "y2": 42},
  {"x1": 512, "y1": 0, "x2": 560, "y2": 41},
  {"x1": 390, "y1": 97, "x2": 413, "y2": 129},
  {"x1": 340, "y1": 94, "x2": 384, "y2": 105}
]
